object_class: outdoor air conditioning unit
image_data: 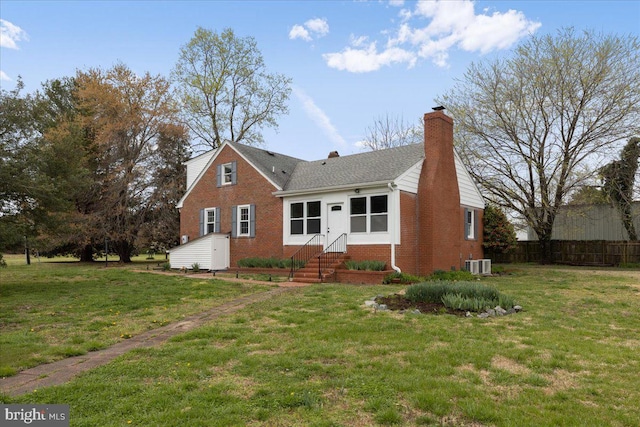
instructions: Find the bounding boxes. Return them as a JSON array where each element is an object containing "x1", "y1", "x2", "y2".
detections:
[
  {"x1": 181, "y1": 235, "x2": 189, "y2": 244},
  {"x1": 479, "y1": 259, "x2": 492, "y2": 275},
  {"x1": 465, "y1": 260, "x2": 480, "y2": 275}
]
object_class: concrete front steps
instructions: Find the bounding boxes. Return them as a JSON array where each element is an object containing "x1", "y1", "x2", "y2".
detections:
[{"x1": 292, "y1": 253, "x2": 350, "y2": 283}]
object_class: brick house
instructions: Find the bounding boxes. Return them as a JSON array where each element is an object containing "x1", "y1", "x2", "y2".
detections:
[{"x1": 170, "y1": 109, "x2": 485, "y2": 279}]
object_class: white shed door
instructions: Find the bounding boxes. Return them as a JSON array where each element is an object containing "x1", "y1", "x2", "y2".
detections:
[{"x1": 211, "y1": 235, "x2": 230, "y2": 270}]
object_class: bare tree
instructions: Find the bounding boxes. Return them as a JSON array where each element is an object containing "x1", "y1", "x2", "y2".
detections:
[
  {"x1": 172, "y1": 27, "x2": 292, "y2": 150},
  {"x1": 440, "y1": 28, "x2": 640, "y2": 261},
  {"x1": 360, "y1": 113, "x2": 423, "y2": 151}
]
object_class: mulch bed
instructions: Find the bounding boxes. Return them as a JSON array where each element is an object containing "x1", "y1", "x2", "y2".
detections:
[{"x1": 375, "y1": 293, "x2": 468, "y2": 316}]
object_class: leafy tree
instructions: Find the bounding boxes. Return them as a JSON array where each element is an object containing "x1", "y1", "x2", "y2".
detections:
[
  {"x1": 440, "y1": 28, "x2": 640, "y2": 262},
  {"x1": 136, "y1": 123, "x2": 190, "y2": 252},
  {"x1": 360, "y1": 113, "x2": 423, "y2": 151},
  {"x1": 601, "y1": 137, "x2": 640, "y2": 240},
  {"x1": 483, "y1": 205, "x2": 517, "y2": 254},
  {"x1": 70, "y1": 64, "x2": 188, "y2": 262},
  {"x1": 172, "y1": 27, "x2": 291, "y2": 150},
  {"x1": 0, "y1": 77, "x2": 85, "y2": 252},
  {"x1": 40, "y1": 64, "x2": 186, "y2": 262}
]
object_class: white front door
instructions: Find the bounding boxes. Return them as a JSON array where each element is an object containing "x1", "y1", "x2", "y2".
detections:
[{"x1": 327, "y1": 203, "x2": 347, "y2": 248}]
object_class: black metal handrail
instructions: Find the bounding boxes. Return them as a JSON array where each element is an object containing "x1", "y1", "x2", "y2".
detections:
[
  {"x1": 318, "y1": 233, "x2": 347, "y2": 281},
  {"x1": 289, "y1": 234, "x2": 323, "y2": 279}
]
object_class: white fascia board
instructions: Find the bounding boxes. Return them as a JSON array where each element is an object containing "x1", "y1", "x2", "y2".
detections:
[{"x1": 273, "y1": 180, "x2": 392, "y2": 198}]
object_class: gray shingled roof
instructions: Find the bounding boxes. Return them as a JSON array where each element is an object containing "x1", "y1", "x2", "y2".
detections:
[
  {"x1": 284, "y1": 143, "x2": 424, "y2": 191},
  {"x1": 232, "y1": 142, "x2": 304, "y2": 189},
  {"x1": 232, "y1": 142, "x2": 425, "y2": 192}
]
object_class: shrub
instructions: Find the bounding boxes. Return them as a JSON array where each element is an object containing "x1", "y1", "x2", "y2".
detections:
[
  {"x1": 405, "y1": 281, "x2": 449, "y2": 303},
  {"x1": 405, "y1": 280, "x2": 516, "y2": 312},
  {"x1": 0, "y1": 254, "x2": 6, "y2": 268},
  {"x1": 483, "y1": 204, "x2": 517, "y2": 254},
  {"x1": 162, "y1": 262, "x2": 171, "y2": 271},
  {"x1": 428, "y1": 269, "x2": 474, "y2": 281},
  {"x1": 383, "y1": 271, "x2": 423, "y2": 284},
  {"x1": 344, "y1": 260, "x2": 386, "y2": 271},
  {"x1": 237, "y1": 257, "x2": 301, "y2": 269},
  {"x1": 191, "y1": 262, "x2": 200, "y2": 272}
]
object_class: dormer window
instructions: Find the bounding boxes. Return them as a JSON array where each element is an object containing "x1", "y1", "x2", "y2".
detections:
[{"x1": 216, "y1": 161, "x2": 237, "y2": 187}]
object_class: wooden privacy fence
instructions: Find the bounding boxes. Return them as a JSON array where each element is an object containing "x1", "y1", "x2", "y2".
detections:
[{"x1": 488, "y1": 241, "x2": 640, "y2": 266}]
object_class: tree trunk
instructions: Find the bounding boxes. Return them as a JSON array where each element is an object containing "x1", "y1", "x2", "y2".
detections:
[
  {"x1": 535, "y1": 221, "x2": 554, "y2": 264},
  {"x1": 114, "y1": 240, "x2": 133, "y2": 263},
  {"x1": 79, "y1": 244, "x2": 94, "y2": 262}
]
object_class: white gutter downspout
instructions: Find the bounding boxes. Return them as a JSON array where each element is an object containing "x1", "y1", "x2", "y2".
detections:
[{"x1": 388, "y1": 182, "x2": 401, "y2": 273}]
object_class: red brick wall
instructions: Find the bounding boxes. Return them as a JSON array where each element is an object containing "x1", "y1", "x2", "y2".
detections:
[
  {"x1": 395, "y1": 191, "x2": 418, "y2": 273},
  {"x1": 179, "y1": 144, "x2": 284, "y2": 266},
  {"x1": 417, "y1": 111, "x2": 463, "y2": 275}
]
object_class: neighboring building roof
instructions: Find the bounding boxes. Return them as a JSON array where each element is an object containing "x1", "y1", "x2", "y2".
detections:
[
  {"x1": 282, "y1": 144, "x2": 425, "y2": 192},
  {"x1": 231, "y1": 142, "x2": 303, "y2": 189}
]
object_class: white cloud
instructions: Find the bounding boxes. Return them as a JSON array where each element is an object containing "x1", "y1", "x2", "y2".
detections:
[
  {"x1": 325, "y1": 0, "x2": 540, "y2": 72},
  {"x1": 289, "y1": 18, "x2": 329, "y2": 42},
  {"x1": 0, "y1": 19, "x2": 28, "y2": 49},
  {"x1": 305, "y1": 18, "x2": 329, "y2": 37},
  {"x1": 0, "y1": 70, "x2": 11, "y2": 81},
  {"x1": 388, "y1": 0, "x2": 405, "y2": 6},
  {"x1": 289, "y1": 24, "x2": 311, "y2": 41},
  {"x1": 293, "y1": 86, "x2": 346, "y2": 147},
  {"x1": 323, "y1": 41, "x2": 416, "y2": 73}
]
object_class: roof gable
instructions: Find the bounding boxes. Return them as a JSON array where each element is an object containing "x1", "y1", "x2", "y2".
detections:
[{"x1": 231, "y1": 142, "x2": 303, "y2": 189}]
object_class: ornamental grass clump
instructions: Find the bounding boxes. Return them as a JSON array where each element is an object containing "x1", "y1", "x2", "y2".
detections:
[{"x1": 405, "y1": 280, "x2": 515, "y2": 312}]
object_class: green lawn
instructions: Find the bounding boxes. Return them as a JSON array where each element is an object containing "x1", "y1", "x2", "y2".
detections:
[
  {"x1": 1, "y1": 261, "x2": 639, "y2": 426},
  {"x1": 0, "y1": 256, "x2": 270, "y2": 376}
]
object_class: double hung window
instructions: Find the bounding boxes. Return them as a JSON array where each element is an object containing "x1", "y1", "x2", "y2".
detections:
[{"x1": 231, "y1": 204, "x2": 255, "y2": 238}]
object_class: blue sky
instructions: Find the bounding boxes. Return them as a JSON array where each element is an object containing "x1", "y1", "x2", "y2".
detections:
[{"x1": 1, "y1": 0, "x2": 639, "y2": 160}]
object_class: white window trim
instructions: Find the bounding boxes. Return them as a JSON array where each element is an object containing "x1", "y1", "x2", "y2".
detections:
[
  {"x1": 466, "y1": 209, "x2": 476, "y2": 240},
  {"x1": 222, "y1": 162, "x2": 234, "y2": 186},
  {"x1": 204, "y1": 207, "x2": 216, "y2": 235},
  {"x1": 237, "y1": 204, "x2": 251, "y2": 236}
]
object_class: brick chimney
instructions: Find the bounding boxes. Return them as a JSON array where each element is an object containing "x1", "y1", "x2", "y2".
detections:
[{"x1": 416, "y1": 109, "x2": 462, "y2": 275}]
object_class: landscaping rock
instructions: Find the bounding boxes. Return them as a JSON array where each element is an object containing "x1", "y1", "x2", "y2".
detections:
[
  {"x1": 495, "y1": 306, "x2": 507, "y2": 316},
  {"x1": 364, "y1": 300, "x2": 377, "y2": 308},
  {"x1": 478, "y1": 312, "x2": 490, "y2": 318},
  {"x1": 378, "y1": 304, "x2": 388, "y2": 311},
  {"x1": 514, "y1": 305, "x2": 523, "y2": 312}
]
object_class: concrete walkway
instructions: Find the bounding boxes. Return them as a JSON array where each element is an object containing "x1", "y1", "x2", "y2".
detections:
[{"x1": 0, "y1": 280, "x2": 308, "y2": 397}]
